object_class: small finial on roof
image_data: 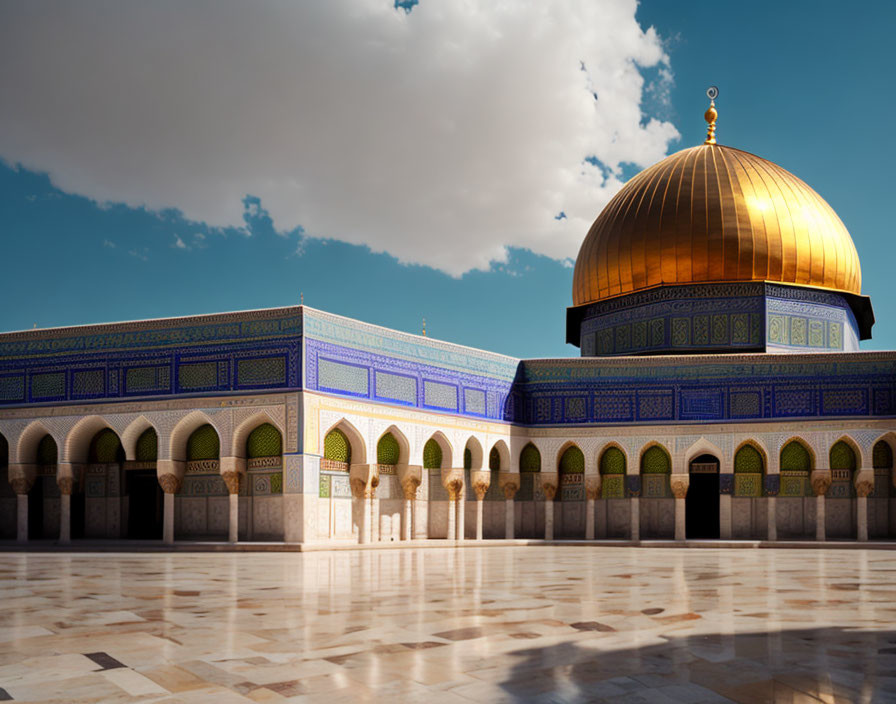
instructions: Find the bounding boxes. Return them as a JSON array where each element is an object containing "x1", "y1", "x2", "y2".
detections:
[
  {"x1": 704, "y1": 86, "x2": 719, "y2": 145},
  {"x1": 300, "y1": 292, "x2": 304, "y2": 306},
  {"x1": 422, "y1": 317, "x2": 426, "y2": 337}
]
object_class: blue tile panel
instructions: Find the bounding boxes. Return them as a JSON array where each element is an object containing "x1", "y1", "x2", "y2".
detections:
[
  {"x1": 514, "y1": 353, "x2": 896, "y2": 425},
  {"x1": 0, "y1": 308, "x2": 302, "y2": 405}
]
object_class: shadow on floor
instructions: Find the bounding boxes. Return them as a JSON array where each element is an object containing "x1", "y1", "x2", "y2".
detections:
[{"x1": 499, "y1": 625, "x2": 896, "y2": 703}]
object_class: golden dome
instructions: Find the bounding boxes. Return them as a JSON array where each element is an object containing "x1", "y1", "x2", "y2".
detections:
[{"x1": 572, "y1": 142, "x2": 862, "y2": 307}]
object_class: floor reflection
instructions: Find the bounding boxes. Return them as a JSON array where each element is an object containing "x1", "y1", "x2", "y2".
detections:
[{"x1": 0, "y1": 546, "x2": 894, "y2": 702}]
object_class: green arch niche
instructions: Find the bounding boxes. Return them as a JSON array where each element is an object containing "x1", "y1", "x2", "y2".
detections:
[
  {"x1": 520, "y1": 443, "x2": 541, "y2": 473},
  {"x1": 423, "y1": 438, "x2": 442, "y2": 469},
  {"x1": 489, "y1": 446, "x2": 501, "y2": 471},
  {"x1": 780, "y1": 441, "x2": 811, "y2": 472},
  {"x1": 90, "y1": 428, "x2": 122, "y2": 464},
  {"x1": 248, "y1": 423, "x2": 282, "y2": 459},
  {"x1": 463, "y1": 447, "x2": 472, "y2": 470},
  {"x1": 377, "y1": 432, "x2": 400, "y2": 465},
  {"x1": 187, "y1": 424, "x2": 219, "y2": 461},
  {"x1": 829, "y1": 441, "x2": 856, "y2": 471},
  {"x1": 136, "y1": 428, "x2": 158, "y2": 462},
  {"x1": 641, "y1": 446, "x2": 670, "y2": 474},
  {"x1": 734, "y1": 444, "x2": 764, "y2": 473},
  {"x1": 600, "y1": 447, "x2": 626, "y2": 474},
  {"x1": 559, "y1": 446, "x2": 584, "y2": 473},
  {"x1": 324, "y1": 428, "x2": 351, "y2": 464}
]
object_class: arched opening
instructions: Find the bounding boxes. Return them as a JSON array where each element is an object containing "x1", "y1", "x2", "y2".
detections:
[
  {"x1": 377, "y1": 432, "x2": 400, "y2": 468},
  {"x1": 127, "y1": 427, "x2": 163, "y2": 539},
  {"x1": 423, "y1": 437, "x2": 443, "y2": 470},
  {"x1": 557, "y1": 445, "x2": 584, "y2": 537},
  {"x1": 732, "y1": 442, "x2": 766, "y2": 539},
  {"x1": 488, "y1": 446, "x2": 501, "y2": 471},
  {"x1": 81, "y1": 428, "x2": 124, "y2": 540},
  {"x1": 323, "y1": 428, "x2": 352, "y2": 471},
  {"x1": 829, "y1": 439, "x2": 858, "y2": 539},
  {"x1": 246, "y1": 423, "x2": 284, "y2": 541},
  {"x1": 30, "y1": 434, "x2": 57, "y2": 539},
  {"x1": 321, "y1": 423, "x2": 361, "y2": 541},
  {"x1": 180, "y1": 424, "x2": 226, "y2": 540},
  {"x1": 599, "y1": 446, "x2": 627, "y2": 539},
  {"x1": 518, "y1": 443, "x2": 541, "y2": 538},
  {"x1": 779, "y1": 439, "x2": 813, "y2": 539},
  {"x1": 686, "y1": 452, "x2": 719, "y2": 539},
  {"x1": 0, "y1": 433, "x2": 12, "y2": 539},
  {"x1": 640, "y1": 445, "x2": 673, "y2": 539},
  {"x1": 873, "y1": 440, "x2": 893, "y2": 538},
  {"x1": 376, "y1": 430, "x2": 404, "y2": 541}
]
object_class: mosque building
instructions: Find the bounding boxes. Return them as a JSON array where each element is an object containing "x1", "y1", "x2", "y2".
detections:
[{"x1": 1, "y1": 100, "x2": 894, "y2": 547}]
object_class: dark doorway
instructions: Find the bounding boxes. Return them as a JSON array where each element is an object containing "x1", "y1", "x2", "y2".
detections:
[
  {"x1": 126, "y1": 470, "x2": 164, "y2": 539},
  {"x1": 686, "y1": 454, "x2": 719, "y2": 539},
  {"x1": 28, "y1": 476, "x2": 46, "y2": 539}
]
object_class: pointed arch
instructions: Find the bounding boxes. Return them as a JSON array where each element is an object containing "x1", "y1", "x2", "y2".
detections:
[
  {"x1": 423, "y1": 431, "x2": 451, "y2": 469},
  {"x1": 599, "y1": 444, "x2": 627, "y2": 475},
  {"x1": 16, "y1": 420, "x2": 55, "y2": 464},
  {"x1": 89, "y1": 428, "x2": 124, "y2": 464},
  {"x1": 232, "y1": 412, "x2": 284, "y2": 459},
  {"x1": 322, "y1": 418, "x2": 366, "y2": 467},
  {"x1": 780, "y1": 438, "x2": 813, "y2": 472},
  {"x1": 169, "y1": 411, "x2": 222, "y2": 462},
  {"x1": 36, "y1": 433, "x2": 58, "y2": 466},
  {"x1": 830, "y1": 435, "x2": 862, "y2": 470},
  {"x1": 246, "y1": 424, "x2": 282, "y2": 459},
  {"x1": 489, "y1": 439, "x2": 510, "y2": 472},
  {"x1": 375, "y1": 425, "x2": 409, "y2": 466},
  {"x1": 135, "y1": 427, "x2": 158, "y2": 462},
  {"x1": 65, "y1": 415, "x2": 115, "y2": 464},
  {"x1": 186, "y1": 424, "x2": 220, "y2": 461},
  {"x1": 519, "y1": 442, "x2": 541, "y2": 473},
  {"x1": 683, "y1": 437, "x2": 724, "y2": 467},
  {"x1": 734, "y1": 441, "x2": 766, "y2": 473},
  {"x1": 873, "y1": 438, "x2": 894, "y2": 470},
  {"x1": 829, "y1": 439, "x2": 857, "y2": 473},
  {"x1": 557, "y1": 442, "x2": 585, "y2": 474},
  {"x1": 640, "y1": 443, "x2": 671, "y2": 474},
  {"x1": 121, "y1": 416, "x2": 158, "y2": 461},
  {"x1": 464, "y1": 436, "x2": 483, "y2": 470}
]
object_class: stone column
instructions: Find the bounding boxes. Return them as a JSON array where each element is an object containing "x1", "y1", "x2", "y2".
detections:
[
  {"x1": 765, "y1": 475, "x2": 779, "y2": 541},
  {"x1": 222, "y1": 472, "x2": 240, "y2": 543},
  {"x1": 398, "y1": 465, "x2": 422, "y2": 542},
  {"x1": 9, "y1": 464, "x2": 35, "y2": 543},
  {"x1": 499, "y1": 474, "x2": 520, "y2": 539},
  {"x1": 370, "y1": 474, "x2": 380, "y2": 542},
  {"x1": 471, "y1": 470, "x2": 491, "y2": 540},
  {"x1": 58, "y1": 476, "x2": 74, "y2": 545},
  {"x1": 670, "y1": 474, "x2": 689, "y2": 541},
  {"x1": 350, "y1": 464, "x2": 378, "y2": 545},
  {"x1": 456, "y1": 490, "x2": 465, "y2": 541},
  {"x1": 441, "y1": 469, "x2": 463, "y2": 541},
  {"x1": 159, "y1": 474, "x2": 181, "y2": 545},
  {"x1": 540, "y1": 473, "x2": 558, "y2": 540},
  {"x1": 719, "y1": 473, "x2": 733, "y2": 539},
  {"x1": 855, "y1": 469, "x2": 874, "y2": 542},
  {"x1": 627, "y1": 475, "x2": 641, "y2": 542},
  {"x1": 811, "y1": 470, "x2": 832, "y2": 542},
  {"x1": 584, "y1": 476, "x2": 601, "y2": 540}
]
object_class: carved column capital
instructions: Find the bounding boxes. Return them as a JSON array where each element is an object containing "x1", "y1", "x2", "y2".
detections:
[
  {"x1": 584, "y1": 475, "x2": 601, "y2": 500},
  {"x1": 159, "y1": 473, "x2": 182, "y2": 494},
  {"x1": 539, "y1": 472, "x2": 558, "y2": 501},
  {"x1": 810, "y1": 469, "x2": 832, "y2": 497},
  {"x1": 855, "y1": 469, "x2": 874, "y2": 498},
  {"x1": 446, "y1": 479, "x2": 463, "y2": 502},
  {"x1": 57, "y1": 476, "x2": 74, "y2": 496},
  {"x1": 10, "y1": 477, "x2": 32, "y2": 495},
  {"x1": 471, "y1": 470, "x2": 491, "y2": 501},
  {"x1": 670, "y1": 473, "x2": 690, "y2": 499},
  {"x1": 498, "y1": 473, "x2": 520, "y2": 500},
  {"x1": 402, "y1": 478, "x2": 421, "y2": 500},
  {"x1": 221, "y1": 471, "x2": 241, "y2": 495}
]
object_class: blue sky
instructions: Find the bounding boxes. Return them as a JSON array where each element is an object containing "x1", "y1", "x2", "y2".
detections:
[{"x1": 1, "y1": 1, "x2": 893, "y2": 358}]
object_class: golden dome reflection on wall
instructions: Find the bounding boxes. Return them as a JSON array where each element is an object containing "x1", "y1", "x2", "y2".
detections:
[{"x1": 571, "y1": 88, "x2": 862, "y2": 308}]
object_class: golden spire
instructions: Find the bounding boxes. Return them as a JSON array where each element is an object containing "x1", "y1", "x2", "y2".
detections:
[
  {"x1": 422, "y1": 317, "x2": 426, "y2": 336},
  {"x1": 704, "y1": 85, "x2": 718, "y2": 145}
]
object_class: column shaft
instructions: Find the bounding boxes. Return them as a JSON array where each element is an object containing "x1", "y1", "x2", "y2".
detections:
[
  {"x1": 359, "y1": 496, "x2": 371, "y2": 544},
  {"x1": 767, "y1": 496, "x2": 777, "y2": 541},
  {"x1": 857, "y1": 496, "x2": 869, "y2": 542},
  {"x1": 17, "y1": 494, "x2": 28, "y2": 543},
  {"x1": 585, "y1": 498, "x2": 595, "y2": 540},
  {"x1": 447, "y1": 497, "x2": 456, "y2": 541},
  {"x1": 674, "y1": 497, "x2": 685, "y2": 541},
  {"x1": 630, "y1": 497, "x2": 640, "y2": 541},
  {"x1": 816, "y1": 495, "x2": 826, "y2": 541},
  {"x1": 402, "y1": 498, "x2": 412, "y2": 541},
  {"x1": 371, "y1": 496, "x2": 380, "y2": 542},
  {"x1": 228, "y1": 493, "x2": 239, "y2": 543},
  {"x1": 456, "y1": 495, "x2": 465, "y2": 541},
  {"x1": 475, "y1": 499, "x2": 483, "y2": 540}
]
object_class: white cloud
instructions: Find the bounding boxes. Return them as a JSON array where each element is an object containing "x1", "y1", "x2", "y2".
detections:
[
  {"x1": 0, "y1": 0, "x2": 679, "y2": 275},
  {"x1": 172, "y1": 234, "x2": 189, "y2": 250}
]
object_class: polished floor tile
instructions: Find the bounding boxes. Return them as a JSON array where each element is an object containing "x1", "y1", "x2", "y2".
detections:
[{"x1": 1, "y1": 547, "x2": 895, "y2": 702}]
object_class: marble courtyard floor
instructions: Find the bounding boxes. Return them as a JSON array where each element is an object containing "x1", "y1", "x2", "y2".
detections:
[{"x1": 1, "y1": 547, "x2": 895, "y2": 703}]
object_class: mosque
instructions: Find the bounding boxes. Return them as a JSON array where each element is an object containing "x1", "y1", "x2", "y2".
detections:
[{"x1": 1, "y1": 99, "x2": 894, "y2": 547}]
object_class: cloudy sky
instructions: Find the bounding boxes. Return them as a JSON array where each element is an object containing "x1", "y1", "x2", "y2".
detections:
[{"x1": 1, "y1": 0, "x2": 894, "y2": 357}]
